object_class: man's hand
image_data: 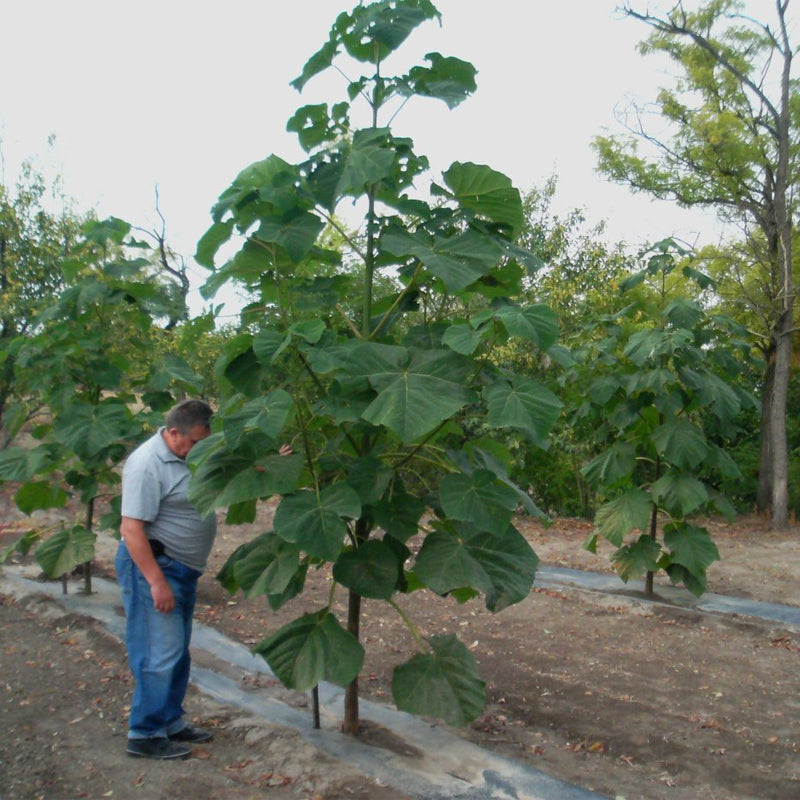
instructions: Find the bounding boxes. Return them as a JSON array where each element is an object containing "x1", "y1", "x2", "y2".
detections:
[
  {"x1": 150, "y1": 576, "x2": 175, "y2": 613},
  {"x1": 120, "y1": 516, "x2": 174, "y2": 614}
]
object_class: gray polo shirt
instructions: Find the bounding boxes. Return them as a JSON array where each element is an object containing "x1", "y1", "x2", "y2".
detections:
[{"x1": 121, "y1": 429, "x2": 217, "y2": 572}]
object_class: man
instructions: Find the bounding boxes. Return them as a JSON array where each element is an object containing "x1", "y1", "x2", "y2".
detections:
[{"x1": 115, "y1": 399, "x2": 217, "y2": 760}]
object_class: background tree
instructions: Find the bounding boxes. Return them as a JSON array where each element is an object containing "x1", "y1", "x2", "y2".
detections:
[
  {"x1": 191, "y1": 0, "x2": 559, "y2": 734},
  {"x1": 0, "y1": 162, "x2": 88, "y2": 445},
  {"x1": 0, "y1": 217, "x2": 205, "y2": 591},
  {"x1": 594, "y1": 0, "x2": 797, "y2": 529},
  {"x1": 578, "y1": 240, "x2": 750, "y2": 596},
  {"x1": 130, "y1": 186, "x2": 192, "y2": 331}
]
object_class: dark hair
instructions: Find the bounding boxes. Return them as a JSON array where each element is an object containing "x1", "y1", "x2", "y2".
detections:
[{"x1": 164, "y1": 399, "x2": 213, "y2": 434}]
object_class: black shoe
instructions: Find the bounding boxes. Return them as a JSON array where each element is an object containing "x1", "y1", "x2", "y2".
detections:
[
  {"x1": 126, "y1": 737, "x2": 192, "y2": 760},
  {"x1": 168, "y1": 724, "x2": 213, "y2": 744}
]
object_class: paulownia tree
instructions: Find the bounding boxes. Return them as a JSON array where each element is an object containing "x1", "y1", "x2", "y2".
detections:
[
  {"x1": 578, "y1": 240, "x2": 752, "y2": 596},
  {"x1": 191, "y1": 0, "x2": 560, "y2": 733}
]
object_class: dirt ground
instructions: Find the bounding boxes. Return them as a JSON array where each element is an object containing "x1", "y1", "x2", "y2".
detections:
[{"x1": 2, "y1": 495, "x2": 799, "y2": 800}]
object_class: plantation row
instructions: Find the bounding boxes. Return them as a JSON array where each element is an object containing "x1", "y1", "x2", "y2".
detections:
[{"x1": 1, "y1": 0, "x2": 797, "y2": 731}]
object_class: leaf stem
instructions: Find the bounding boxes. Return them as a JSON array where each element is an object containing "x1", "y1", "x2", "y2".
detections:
[{"x1": 388, "y1": 597, "x2": 426, "y2": 648}]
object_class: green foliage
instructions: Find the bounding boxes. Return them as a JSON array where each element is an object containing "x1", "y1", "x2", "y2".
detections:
[
  {"x1": 35, "y1": 525, "x2": 95, "y2": 580},
  {"x1": 253, "y1": 610, "x2": 365, "y2": 692},
  {"x1": 392, "y1": 634, "x2": 485, "y2": 726},
  {"x1": 197, "y1": 0, "x2": 559, "y2": 729},
  {"x1": 594, "y1": 0, "x2": 797, "y2": 527},
  {"x1": 593, "y1": 0, "x2": 799, "y2": 216},
  {"x1": 1, "y1": 218, "x2": 202, "y2": 583},
  {"x1": 0, "y1": 163, "x2": 90, "y2": 443},
  {"x1": 496, "y1": 181, "x2": 640, "y2": 518},
  {"x1": 577, "y1": 240, "x2": 746, "y2": 596}
]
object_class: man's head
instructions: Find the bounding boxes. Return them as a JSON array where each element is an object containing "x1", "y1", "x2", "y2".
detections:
[{"x1": 162, "y1": 399, "x2": 213, "y2": 458}]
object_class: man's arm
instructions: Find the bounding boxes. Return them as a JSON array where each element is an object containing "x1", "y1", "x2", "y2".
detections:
[{"x1": 120, "y1": 517, "x2": 175, "y2": 613}]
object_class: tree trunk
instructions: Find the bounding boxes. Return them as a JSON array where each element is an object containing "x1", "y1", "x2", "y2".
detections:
[
  {"x1": 768, "y1": 1, "x2": 794, "y2": 531},
  {"x1": 82, "y1": 496, "x2": 95, "y2": 595},
  {"x1": 769, "y1": 310, "x2": 793, "y2": 530},
  {"x1": 756, "y1": 346, "x2": 775, "y2": 514},
  {"x1": 645, "y1": 502, "x2": 658, "y2": 598},
  {"x1": 342, "y1": 589, "x2": 361, "y2": 734}
]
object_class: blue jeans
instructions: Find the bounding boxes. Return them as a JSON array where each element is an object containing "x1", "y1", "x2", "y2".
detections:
[{"x1": 116, "y1": 542, "x2": 201, "y2": 739}]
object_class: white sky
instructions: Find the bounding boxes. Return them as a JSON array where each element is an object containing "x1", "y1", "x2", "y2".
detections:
[{"x1": 1, "y1": 0, "x2": 780, "y2": 317}]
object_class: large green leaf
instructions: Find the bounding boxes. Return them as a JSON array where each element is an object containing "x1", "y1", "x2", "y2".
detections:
[
  {"x1": 445, "y1": 444, "x2": 532, "y2": 520},
  {"x1": 188, "y1": 432, "x2": 302, "y2": 515},
  {"x1": 610, "y1": 534, "x2": 662, "y2": 583},
  {"x1": 585, "y1": 375, "x2": 624, "y2": 406},
  {"x1": 442, "y1": 322, "x2": 488, "y2": 355},
  {"x1": 440, "y1": 162, "x2": 523, "y2": 236},
  {"x1": 0, "y1": 447, "x2": 36, "y2": 482},
  {"x1": 594, "y1": 488, "x2": 653, "y2": 546},
  {"x1": 254, "y1": 390, "x2": 295, "y2": 438},
  {"x1": 371, "y1": 480, "x2": 426, "y2": 542},
  {"x1": 187, "y1": 446, "x2": 249, "y2": 515},
  {"x1": 218, "y1": 534, "x2": 264, "y2": 593},
  {"x1": 14, "y1": 481, "x2": 69, "y2": 514},
  {"x1": 316, "y1": 379, "x2": 375, "y2": 424},
  {"x1": 53, "y1": 401, "x2": 137, "y2": 462},
  {"x1": 0, "y1": 530, "x2": 41, "y2": 565},
  {"x1": 439, "y1": 469, "x2": 518, "y2": 535},
  {"x1": 381, "y1": 227, "x2": 505, "y2": 293},
  {"x1": 581, "y1": 441, "x2": 637, "y2": 490},
  {"x1": 254, "y1": 611, "x2": 364, "y2": 691},
  {"x1": 483, "y1": 376, "x2": 561, "y2": 447},
  {"x1": 221, "y1": 392, "x2": 294, "y2": 447},
  {"x1": 291, "y1": 34, "x2": 340, "y2": 92},
  {"x1": 651, "y1": 418, "x2": 709, "y2": 470},
  {"x1": 286, "y1": 102, "x2": 349, "y2": 152},
  {"x1": 663, "y1": 297, "x2": 704, "y2": 329},
  {"x1": 291, "y1": 319, "x2": 326, "y2": 344},
  {"x1": 253, "y1": 210, "x2": 325, "y2": 263},
  {"x1": 195, "y1": 219, "x2": 234, "y2": 268},
  {"x1": 253, "y1": 329, "x2": 290, "y2": 365},
  {"x1": 223, "y1": 347, "x2": 265, "y2": 398},
  {"x1": 492, "y1": 305, "x2": 559, "y2": 351},
  {"x1": 336, "y1": 128, "x2": 396, "y2": 197},
  {"x1": 213, "y1": 456, "x2": 304, "y2": 509},
  {"x1": 701, "y1": 375, "x2": 742, "y2": 423},
  {"x1": 392, "y1": 634, "x2": 485, "y2": 726},
  {"x1": 651, "y1": 472, "x2": 709, "y2": 516},
  {"x1": 414, "y1": 522, "x2": 538, "y2": 612},
  {"x1": 336, "y1": 345, "x2": 471, "y2": 443},
  {"x1": 704, "y1": 443, "x2": 743, "y2": 480},
  {"x1": 347, "y1": 455, "x2": 393, "y2": 504},
  {"x1": 680, "y1": 368, "x2": 742, "y2": 422},
  {"x1": 338, "y1": 1, "x2": 440, "y2": 63},
  {"x1": 149, "y1": 354, "x2": 204, "y2": 392},
  {"x1": 622, "y1": 328, "x2": 670, "y2": 366},
  {"x1": 35, "y1": 526, "x2": 95, "y2": 579},
  {"x1": 663, "y1": 522, "x2": 719, "y2": 593},
  {"x1": 625, "y1": 367, "x2": 673, "y2": 396},
  {"x1": 398, "y1": 52, "x2": 477, "y2": 108},
  {"x1": 332, "y1": 539, "x2": 400, "y2": 599},
  {"x1": 211, "y1": 155, "x2": 299, "y2": 222},
  {"x1": 225, "y1": 500, "x2": 257, "y2": 526},
  {"x1": 665, "y1": 563, "x2": 707, "y2": 598},
  {"x1": 221, "y1": 533, "x2": 306, "y2": 604},
  {"x1": 274, "y1": 484, "x2": 361, "y2": 561}
]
